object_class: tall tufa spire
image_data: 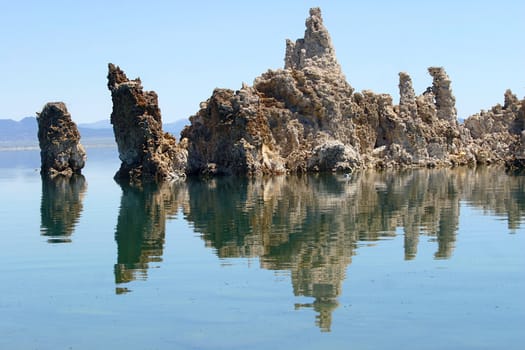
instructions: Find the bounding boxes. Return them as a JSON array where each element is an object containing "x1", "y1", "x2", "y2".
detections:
[{"x1": 284, "y1": 7, "x2": 340, "y2": 70}]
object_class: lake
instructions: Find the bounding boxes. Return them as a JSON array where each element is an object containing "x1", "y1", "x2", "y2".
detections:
[{"x1": 0, "y1": 147, "x2": 524, "y2": 349}]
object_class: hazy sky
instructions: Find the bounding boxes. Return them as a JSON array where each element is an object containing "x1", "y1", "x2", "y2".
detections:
[{"x1": 1, "y1": 0, "x2": 524, "y2": 123}]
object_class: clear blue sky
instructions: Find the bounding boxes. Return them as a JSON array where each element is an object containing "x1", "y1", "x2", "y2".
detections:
[{"x1": 1, "y1": 0, "x2": 524, "y2": 123}]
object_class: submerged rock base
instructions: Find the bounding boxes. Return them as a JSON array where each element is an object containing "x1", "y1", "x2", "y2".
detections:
[{"x1": 37, "y1": 102, "x2": 86, "y2": 177}]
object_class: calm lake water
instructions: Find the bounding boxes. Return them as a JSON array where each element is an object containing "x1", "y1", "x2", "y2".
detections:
[{"x1": 0, "y1": 147, "x2": 524, "y2": 349}]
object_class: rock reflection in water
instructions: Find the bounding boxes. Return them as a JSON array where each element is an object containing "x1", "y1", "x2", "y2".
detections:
[
  {"x1": 463, "y1": 167, "x2": 525, "y2": 232},
  {"x1": 180, "y1": 168, "x2": 524, "y2": 331},
  {"x1": 114, "y1": 181, "x2": 180, "y2": 294},
  {"x1": 40, "y1": 175, "x2": 86, "y2": 243},
  {"x1": 107, "y1": 167, "x2": 524, "y2": 328}
]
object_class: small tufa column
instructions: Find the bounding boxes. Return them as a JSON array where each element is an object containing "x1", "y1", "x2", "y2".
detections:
[
  {"x1": 428, "y1": 67, "x2": 457, "y2": 123},
  {"x1": 398, "y1": 72, "x2": 418, "y2": 119},
  {"x1": 284, "y1": 7, "x2": 340, "y2": 71}
]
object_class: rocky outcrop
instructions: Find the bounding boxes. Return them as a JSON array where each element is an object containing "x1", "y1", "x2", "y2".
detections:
[
  {"x1": 180, "y1": 8, "x2": 486, "y2": 174},
  {"x1": 37, "y1": 102, "x2": 86, "y2": 177},
  {"x1": 181, "y1": 86, "x2": 287, "y2": 176},
  {"x1": 181, "y1": 7, "x2": 359, "y2": 176},
  {"x1": 131, "y1": 7, "x2": 523, "y2": 177},
  {"x1": 353, "y1": 68, "x2": 478, "y2": 168},
  {"x1": 107, "y1": 63, "x2": 187, "y2": 183},
  {"x1": 464, "y1": 89, "x2": 525, "y2": 166}
]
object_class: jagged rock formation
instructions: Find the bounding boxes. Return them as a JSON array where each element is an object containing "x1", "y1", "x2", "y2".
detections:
[
  {"x1": 428, "y1": 67, "x2": 457, "y2": 123},
  {"x1": 178, "y1": 7, "x2": 525, "y2": 175},
  {"x1": 284, "y1": 7, "x2": 342, "y2": 72},
  {"x1": 463, "y1": 89, "x2": 525, "y2": 168},
  {"x1": 110, "y1": 7, "x2": 522, "y2": 177},
  {"x1": 107, "y1": 63, "x2": 187, "y2": 183},
  {"x1": 37, "y1": 102, "x2": 86, "y2": 177},
  {"x1": 181, "y1": 7, "x2": 359, "y2": 175},
  {"x1": 398, "y1": 72, "x2": 418, "y2": 119},
  {"x1": 351, "y1": 67, "x2": 476, "y2": 168}
]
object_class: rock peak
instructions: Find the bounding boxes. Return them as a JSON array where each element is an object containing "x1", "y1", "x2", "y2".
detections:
[
  {"x1": 107, "y1": 64, "x2": 187, "y2": 183},
  {"x1": 428, "y1": 67, "x2": 457, "y2": 122},
  {"x1": 284, "y1": 7, "x2": 339, "y2": 71},
  {"x1": 398, "y1": 72, "x2": 417, "y2": 118},
  {"x1": 309, "y1": 6, "x2": 321, "y2": 17},
  {"x1": 107, "y1": 63, "x2": 131, "y2": 91}
]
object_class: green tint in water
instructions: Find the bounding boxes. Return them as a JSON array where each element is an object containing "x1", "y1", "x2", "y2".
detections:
[{"x1": 0, "y1": 148, "x2": 524, "y2": 349}]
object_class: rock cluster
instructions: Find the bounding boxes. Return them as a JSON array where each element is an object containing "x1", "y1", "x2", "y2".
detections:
[
  {"x1": 108, "y1": 7, "x2": 524, "y2": 179},
  {"x1": 176, "y1": 7, "x2": 524, "y2": 175},
  {"x1": 37, "y1": 102, "x2": 86, "y2": 177},
  {"x1": 351, "y1": 70, "x2": 461, "y2": 168},
  {"x1": 107, "y1": 63, "x2": 187, "y2": 183}
]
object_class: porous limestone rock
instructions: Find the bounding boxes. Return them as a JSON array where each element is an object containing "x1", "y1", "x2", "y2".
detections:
[
  {"x1": 37, "y1": 102, "x2": 86, "y2": 177},
  {"x1": 463, "y1": 89, "x2": 525, "y2": 167},
  {"x1": 181, "y1": 7, "x2": 359, "y2": 176},
  {"x1": 179, "y1": 7, "x2": 481, "y2": 175},
  {"x1": 352, "y1": 68, "x2": 472, "y2": 168},
  {"x1": 465, "y1": 90, "x2": 522, "y2": 139},
  {"x1": 428, "y1": 67, "x2": 457, "y2": 123},
  {"x1": 284, "y1": 7, "x2": 341, "y2": 72},
  {"x1": 181, "y1": 86, "x2": 287, "y2": 176},
  {"x1": 398, "y1": 72, "x2": 418, "y2": 119},
  {"x1": 173, "y1": 7, "x2": 523, "y2": 175},
  {"x1": 307, "y1": 140, "x2": 360, "y2": 172},
  {"x1": 107, "y1": 63, "x2": 187, "y2": 183}
]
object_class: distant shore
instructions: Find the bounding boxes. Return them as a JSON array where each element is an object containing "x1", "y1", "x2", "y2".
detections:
[{"x1": 0, "y1": 138, "x2": 117, "y2": 152}]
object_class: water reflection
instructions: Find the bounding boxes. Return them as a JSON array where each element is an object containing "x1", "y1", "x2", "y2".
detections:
[
  {"x1": 463, "y1": 167, "x2": 525, "y2": 232},
  {"x1": 179, "y1": 168, "x2": 525, "y2": 331},
  {"x1": 40, "y1": 175, "x2": 86, "y2": 243},
  {"x1": 183, "y1": 176, "x2": 355, "y2": 331},
  {"x1": 114, "y1": 181, "x2": 180, "y2": 294},
  {"x1": 97, "y1": 167, "x2": 524, "y2": 328}
]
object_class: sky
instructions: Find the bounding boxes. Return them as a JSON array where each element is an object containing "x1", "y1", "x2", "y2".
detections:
[{"x1": 1, "y1": 0, "x2": 524, "y2": 124}]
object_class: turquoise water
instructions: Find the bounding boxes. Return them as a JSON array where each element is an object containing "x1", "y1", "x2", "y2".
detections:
[{"x1": 0, "y1": 148, "x2": 524, "y2": 349}]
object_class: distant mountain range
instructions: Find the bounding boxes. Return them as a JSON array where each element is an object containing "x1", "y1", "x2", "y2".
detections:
[{"x1": 0, "y1": 117, "x2": 189, "y2": 149}]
